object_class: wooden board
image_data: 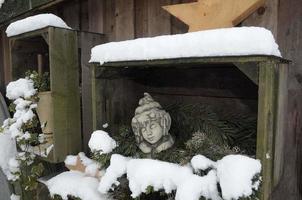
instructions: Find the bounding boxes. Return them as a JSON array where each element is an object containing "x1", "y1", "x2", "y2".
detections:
[
  {"x1": 256, "y1": 61, "x2": 288, "y2": 200},
  {"x1": 80, "y1": 31, "x2": 106, "y2": 153},
  {"x1": 49, "y1": 27, "x2": 82, "y2": 162},
  {"x1": 162, "y1": 0, "x2": 265, "y2": 32},
  {"x1": 115, "y1": 0, "x2": 135, "y2": 41}
]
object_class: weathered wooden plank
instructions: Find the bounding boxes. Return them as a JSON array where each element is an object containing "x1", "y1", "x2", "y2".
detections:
[
  {"x1": 80, "y1": 0, "x2": 89, "y2": 31},
  {"x1": 135, "y1": 0, "x2": 171, "y2": 38},
  {"x1": 243, "y1": 0, "x2": 278, "y2": 37},
  {"x1": 61, "y1": 0, "x2": 80, "y2": 30},
  {"x1": 0, "y1": 31, "x2": 4, "y2": 93},
  {"x1": 256, "y1": 61, "x2": 276, "y2": 200},
  {"x1": 104, "y1": 0, "x2": 116, "y2": 41},
  {"x1": 273, "y1": 63, "x2": 288, "y2": 186},
  {"x1": 256, "y1": 61, "x2": 288, "y2": 200},
  {"x1": 115, "y1": 0, "x2": 135, "y2": 41},
  {"x1": 80, "y1": 31, "x2": 106, "y2": 153},
  {"x1": 234, "y1": 62, "x2": 259, "y2": 85},
  {"x1": 92, "y1": 55, "x2": 288, "y2": 69},
  {"x1": 273, "y1": 0, "x2": 302, "y2": 199},
  {"x1": 49, "y1": 27, "x2": 82, "y2": 162},
  {"x1": 3, "y1": 29, "x2": 11, "y2": 84},
  {"x1": 170, "y1": 0, "x2": 193, "y2": 34},
  {"x1": 147, "y1": 0, "x2": 171, "y2": 36},
  {"x1": 88, "y1": 0, "x2": 105, "y2": 33}
]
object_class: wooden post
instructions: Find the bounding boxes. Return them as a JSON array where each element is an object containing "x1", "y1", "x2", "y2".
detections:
[
  {"x1": 37, "y1": 54, "x2": 43, "y2": 76},
  {"x1": 257, "y1": 60, "x2": 288, "y2": 200}
]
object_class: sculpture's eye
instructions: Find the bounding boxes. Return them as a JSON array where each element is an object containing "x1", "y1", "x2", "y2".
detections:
[
  {"x1": 141, "y1": 127, "x2": 146, "y2": 133},
  {"x1": 150, "y1": 123, "x2": 157, "y2": 129}
]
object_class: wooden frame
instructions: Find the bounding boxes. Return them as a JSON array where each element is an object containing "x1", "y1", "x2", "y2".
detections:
[
  {"x1": 91, "y1": 55, "x2": 289, "y2": 200},
  {"x1": 9, "y1": 26, "x2": 82, "y2": 163}
]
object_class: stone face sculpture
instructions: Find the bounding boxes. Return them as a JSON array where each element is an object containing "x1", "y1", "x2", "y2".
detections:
[{"x1": 131, "y1": 93, "x2": 174, "y2": 154}]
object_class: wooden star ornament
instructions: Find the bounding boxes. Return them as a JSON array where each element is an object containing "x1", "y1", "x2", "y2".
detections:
[{"x1": 163, "y1": 0, "x2": 265, "y2": 32}]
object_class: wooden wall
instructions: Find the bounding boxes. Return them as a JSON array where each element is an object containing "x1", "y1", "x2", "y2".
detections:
[{"x1": 0, "y1": 0, "x2": 301, "y2": 199}]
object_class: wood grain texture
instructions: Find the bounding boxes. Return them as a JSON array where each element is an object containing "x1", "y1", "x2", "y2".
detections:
[
  {"x1": 88, "y1": 0, "x2": 105, "y2": 33},
  {"x1": 61, "y1": 0, "x2": 80, "y2": 30},
  {"x1": 115, "y1": 0, "x2": 135, "y2": 41},
  {"x1": 148, "y1": 0, "x2": 171, "y2": 36},
  {"x1": 273, "y1": 0, "x2": 302, "y2": 199},
  {"x1": 243, "y1": 0, "x2": 278, "y2": 38},
  {"x1": 163, "y1": 0, "x2": 265, "y2": 32},
  {"x1": 49, "y1": 27, "x2": 82, "y2": 162},
  {"x1": 80, "y1": 32, "x2": 106, "y2": 153}
]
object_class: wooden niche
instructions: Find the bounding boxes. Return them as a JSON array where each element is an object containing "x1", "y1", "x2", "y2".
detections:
[
  {"x1": 91, "y1": 56, "x2": 289, "y2": 200},
  {"x1": 9, "y1": 26, "x2": 81, "y2": 163}
]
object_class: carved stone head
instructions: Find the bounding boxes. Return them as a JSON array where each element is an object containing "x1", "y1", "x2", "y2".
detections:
[{"x1": 131, "y1": 93, "x2": 174, "y2": 154}]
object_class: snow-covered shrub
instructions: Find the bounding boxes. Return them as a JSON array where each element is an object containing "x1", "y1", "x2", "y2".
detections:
[{"x1": 0, "y1": 71, "x2": 50, "y2": 199}]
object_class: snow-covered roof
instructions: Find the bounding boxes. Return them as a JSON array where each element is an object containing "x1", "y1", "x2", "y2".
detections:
[
  {"x1": 6, "y1": 14, "x2": 71, "y2": 37},
  {"x1": 90, "y1": 27, "x2": 281, "y2": 65}
]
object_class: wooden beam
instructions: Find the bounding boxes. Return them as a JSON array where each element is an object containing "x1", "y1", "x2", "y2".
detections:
[
  {"x1": 234, "y1": 62, "x2": 259, "y2": 85},
  {"x1": 256, "y1": 61, "x2": 288, "y2": 200}
]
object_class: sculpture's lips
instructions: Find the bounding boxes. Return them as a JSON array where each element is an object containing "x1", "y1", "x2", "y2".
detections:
[{"x1": 147, "y1": 136, "x2": 154, "y2": 141}]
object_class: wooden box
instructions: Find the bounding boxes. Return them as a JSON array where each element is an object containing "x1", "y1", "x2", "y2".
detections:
[
  {"x1": 9, "y1": 26, "x2": 81, "y2": 163},
  {"x1": 91, "y1": 55, "x2": 289, "y2": 200}
]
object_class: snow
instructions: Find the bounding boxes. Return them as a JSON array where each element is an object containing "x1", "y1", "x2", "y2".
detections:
[
  {"x1": 90, "y1": 27, "x2": 281, "y2": 65},
  {"x1": 47, "y1": 171, "x2": 111, "y2": 200},
  {"x1": 98, "y1": 154, "x2": 130, "y2": 193},
  {"x1": 6, "y1": 78, "x2": 36, "y2": 100},
  {"x1": 0, "y1": 0, "x2": 5, "y2": 8},
  {"x1": 88, "y1": 131, "x2": 117, "y2": 154},
  {"x1": 99, "y1": 154, "x2": 221, "y2": 200},
  {"x1": 191, "y1": 155, "x2": 216, "y2": 171},
  {"x1": 266, "y1": 153, "x2": 271, "y2": 159},
  {"x1": 216, "y1": 155, "x2": 262, "y2": 200},
  {"x1": 0, "y1": 129, "x2": 17, "y2": 176},
  {"x1": 65, "y1": 152, "x2": 102, "y2": 177},
  {"x1": 65, "y1": 155, "x2": 78, "y2": 166},
  {"x1": 99, "y1": 154, "x2": 261, "y2": 200},
  {"x1": 102, "y1": 123, "x2": 109, "y2": 128},
  {"x1": 6, "y1": 13, "x2": 71, "y2": 37},
  {"x1": 6, "y1": 157, "x2": 20, "y2": 181},
  {"x1": 10, "y1": 194, "x2": 20, "y2": 200}
]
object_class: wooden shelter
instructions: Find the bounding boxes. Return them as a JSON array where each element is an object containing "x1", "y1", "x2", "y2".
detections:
[
  {"x1": 91, "y1": 55, "x2": 289, "y2": 200},
  {"x1": 0, "y1": 0, "x2": 301, "y2": 200}
]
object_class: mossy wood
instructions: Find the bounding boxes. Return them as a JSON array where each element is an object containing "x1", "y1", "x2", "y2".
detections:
[
  {"x1": 9, "y1": 27, "x2": 82, "y2": 163},
  {"x1": 91, "y1": 55, "x2": 289, "y2": 200}
]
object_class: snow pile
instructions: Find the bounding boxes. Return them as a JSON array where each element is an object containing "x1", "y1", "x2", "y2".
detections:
[
  {"x1": 88, "y1": 130, "x2": 117, "y2": 154},
  {"x1": 99, "y1": 154, "x2": 261, "y2": 200},
  {"x1": 47, "y1": 171, "x2": 111, "y2": 200},
  {"x1": 65, "y1": 152, "x2": 103, "y2": 177},
  {"x1": 10, "y1": 194, "x2": 20, "y2": 200},
  {"x1": 0, "y1": 0, "x2": 5, "y2": 8},
  {"x1": 99, "y1": 154, "x2": 221, "y2": 200},
  {"x1": 6, "y1": 13, "x2": 71, "y2": 37},
  {"x1": 6, "y1": 157, "x2": 20, "y2": 181},
  {"x1": 216, "y1": 155, "x2": 261, "y2": 200},
  {"x1": 191, "y1": 154, "x2": 216, "y2": 171},
  {"x1": 0, "y1": 129, "x2": 17, "y2": 176},
  {"x1": 6, "y1": 78, "x2": 36, "y2": 100},
  {"x1": 65, "y1": 155, "x2": 78, "y2": 166},
  {"x1": 90, "y1": 27, "x2": 281, "y2": 65}
]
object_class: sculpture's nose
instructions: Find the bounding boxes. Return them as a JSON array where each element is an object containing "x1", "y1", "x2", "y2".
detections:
[{"x1": 146, "y1": 126, "x2": 153, "y2": 136}]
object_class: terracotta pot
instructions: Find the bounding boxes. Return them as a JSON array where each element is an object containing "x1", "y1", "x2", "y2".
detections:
[{"x1": 36, "y1": 91, "x2": 53, "y2": 134}]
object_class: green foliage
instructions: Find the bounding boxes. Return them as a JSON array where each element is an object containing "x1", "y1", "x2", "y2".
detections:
[
  {"x1": 25, "y1": 70, "x2": 50, "y2": 92},
  {"x1": 90, "y1": 103, "x2": 258, "y2": 200},
  {"x1": 1, "y1": 70, "x2": 51, "y2": 200},
  {"x1": 166, "y1": 103, "x2": 257, "y2": 156}
]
